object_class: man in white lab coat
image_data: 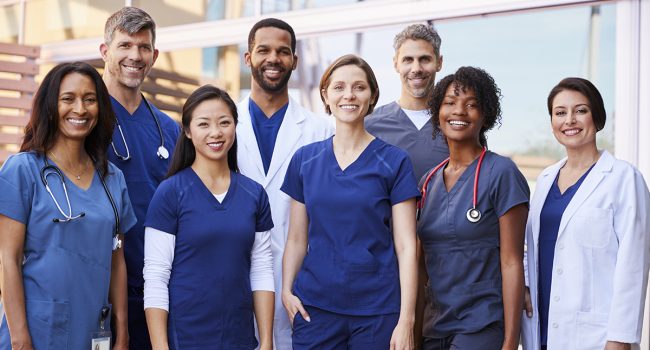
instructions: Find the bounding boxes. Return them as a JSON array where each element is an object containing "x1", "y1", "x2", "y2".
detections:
[{"x1": 236, "y1": 18, "x2": 334, "y2": 350}]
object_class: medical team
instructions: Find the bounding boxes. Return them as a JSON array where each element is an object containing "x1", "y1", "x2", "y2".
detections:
[{"x1": 0, "y1": 6, "x2": 649, "y2": 350}]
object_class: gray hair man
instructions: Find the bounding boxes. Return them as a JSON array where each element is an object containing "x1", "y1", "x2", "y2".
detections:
[
  {"x1": 100, "y1": 7, "x2": 181, "y2": 350},
  {"x1": 366, "y1": 23, "x2": 448, "y2": 181}
]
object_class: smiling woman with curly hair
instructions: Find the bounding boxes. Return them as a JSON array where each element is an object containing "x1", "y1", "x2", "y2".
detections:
[{"x1": 417, "y1": 66, "x2": 529, "y2": 350}]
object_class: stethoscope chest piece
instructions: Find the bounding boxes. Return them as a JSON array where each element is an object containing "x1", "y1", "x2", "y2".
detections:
[
  {"x1": 466, "y1": 208, "x2": 481, "y2": 223},
  {"x1": 157, "y1": 146, "x2": 169, "y2": 160}
]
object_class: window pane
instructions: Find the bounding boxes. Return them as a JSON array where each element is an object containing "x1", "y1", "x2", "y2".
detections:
[{"x1": 0, "y1": 3, "x2": 20, "y2": 43}]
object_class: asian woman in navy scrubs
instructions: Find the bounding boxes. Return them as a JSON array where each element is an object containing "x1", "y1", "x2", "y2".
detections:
[
  {"x1": 521, "y1": 78, "x2": 650, "y2": 350},
  {"x1": 281, "y1": 54, "x2": 420, "y2": 350},
  {"x1": 143, "y1": 85, "x2": 275, "y2": 349},
  {"x1": 417, "y1": 67, "x2": 529, "y2": 350}
]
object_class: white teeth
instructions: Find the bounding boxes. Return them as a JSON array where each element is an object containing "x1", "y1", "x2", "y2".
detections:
[
  {"x1": 563, "y1": 128, "x2": 581, "y2": 136},
  {"x1": 123, "y1": 66, "x2": 141, "y2": 72},
  {"x1": 340, "y1": 105, "x2": 358, "y2": 111},
  {"x1": 68, "y1": 119, "x2": 87, "y2": 125},
  {"x1": 208, "y1": 142, "x2": 224, "y2": 148},
  {"x1": 449, "y1": 120, "x2": 469, "y2": 126}
]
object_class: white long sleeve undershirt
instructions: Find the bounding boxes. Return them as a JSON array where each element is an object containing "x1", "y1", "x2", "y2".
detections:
[{"x1": 143, "y1": 193, "x2": 274, "y2": 311}]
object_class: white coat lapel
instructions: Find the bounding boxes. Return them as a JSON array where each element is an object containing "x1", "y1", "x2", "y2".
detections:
[
  {"x1": 556, "y1": 151, "x2": 614, "y2": 239},
  {"x1": 531, "y1": 160, "x2": 565, "y2": 247},
  {"x1": 237, "y1": 97, "x2": 265, "y2": 180},
  {"x1": 265, "y1": 97, "x2": 304, "y2": 185}
]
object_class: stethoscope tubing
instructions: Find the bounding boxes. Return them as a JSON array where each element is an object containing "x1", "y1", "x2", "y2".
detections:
[
  {"x1": 40, "y1": 155, "x2": 120, "y2": 237},
  {"x1": 111, "y1": 94, "x2": 167, "y2": 161},
  {"x1": 417, "y1": 147, "x2": 487, "y2": 223}
]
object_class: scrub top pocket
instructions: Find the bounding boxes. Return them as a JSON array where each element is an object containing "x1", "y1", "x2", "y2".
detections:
[{"x1": 25, "y1": 300, "x2": 70, "y2": 349}]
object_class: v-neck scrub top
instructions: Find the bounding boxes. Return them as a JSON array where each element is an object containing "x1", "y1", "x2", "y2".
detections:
[
  {"x1": 281, "y1": 136, "x2": 420, "y2": 315},
  {"x1": 0, "y1": 152, "x2": 137, "y2": 349},
  {"x1": 417, "y1": 151, "x2": 529, "y2": 337},
  {"x1": 107, "y1": 96, "x2": 181, "y2": 290},
  {"x1": 144, "y1": 168, "x2": 273, "y2": 349},
  {"x1": 366, "y1": 102, "x2": 449, "y2": 181}
]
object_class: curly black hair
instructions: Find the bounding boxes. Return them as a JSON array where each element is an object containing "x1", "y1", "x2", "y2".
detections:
[{"x1": 428, "y1": 66, "x2": 502, "y2": 147}]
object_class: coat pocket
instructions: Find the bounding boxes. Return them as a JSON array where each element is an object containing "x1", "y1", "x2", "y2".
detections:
[
  {"x1": 572, "y1": 207, "x2": 613, "y2": 249},
  {"x1": 575, "y1": 311, "x2": 608, "y2": 349}
]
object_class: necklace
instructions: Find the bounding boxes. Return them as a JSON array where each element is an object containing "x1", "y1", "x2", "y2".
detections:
[{"x1": 49, "y1": 152, "x2": 91, "y2": 180}]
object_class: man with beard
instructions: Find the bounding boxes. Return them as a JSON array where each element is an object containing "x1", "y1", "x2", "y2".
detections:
[
  {"x1": 366, "y1": 24, "x2": 448, "y2": 181},
  {"x1": 236, "y1": 18, "x2": 333, "y2": 350},
  {"x1": 100, "y1": 7, "x2": 180, "y2": 349}
]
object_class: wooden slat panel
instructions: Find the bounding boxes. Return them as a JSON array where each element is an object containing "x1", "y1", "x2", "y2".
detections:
[
  {"x1": 0, "y1": 60, "x2": 39, "y2": 75},
  {"x1": 0, "y1": 114, "x2": 28, "y2": 127},
  {"x1": 0, "y1": 132, "x2": 23, "y2": 145},
  {"x1": 147, "y1": 98, "x2": 182, "y2": 113},
  {"x1": 0, "y1": 78, "x2": 38, "y2": 93},
  {"x1": 141, "y1": 82, "x2": 190, "y2": 98},
  {"x1": 0, "y1": 96, "x2": 32, "y2": 110},
  {"x1": 0, "y1": 43, "x2": 41, "y2": 59},
  {"x1": 147, "y1": 68, "x2": 199, "y2": 85}
]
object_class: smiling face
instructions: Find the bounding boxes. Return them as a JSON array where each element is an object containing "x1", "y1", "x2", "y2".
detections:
[
  {"x1": 185, "y1": 98, "x2": 236, "y2": 164},
  {"x1": 394, "y1": 39, "x2": 442, "y2": 102},
  {"x1": 100, "y1": 29, "x2": 158, "y2": 90},
  {"x1": 437, "y1": 83, "x2": 483, "y2": 146},
  {"x1": 57, "y1": 72, "x2": 99, "y2": 143},
  {"x1": 322, "y1": 64, "x2": 374, "y2": 125},
  {"x1": 245, "y1": 27, "x2": 296, "y2": 93},
  {"x1": 550, "y1": 89, "x2": 597, "y2": 151}
]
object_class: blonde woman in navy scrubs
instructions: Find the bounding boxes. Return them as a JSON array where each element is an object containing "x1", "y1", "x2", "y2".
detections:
[
  {"x1": 281, "y1": 55, "x2": 419, "y2": 349},
  {"x1": 417, "y1": 67, "x2": 529, "y2": 350},
  {"x1": 143, "y1": 85, "x2": 275, "y2": 349},
  {"x1": 521, "y1": 78, "x2": 650, "y2": 350}
]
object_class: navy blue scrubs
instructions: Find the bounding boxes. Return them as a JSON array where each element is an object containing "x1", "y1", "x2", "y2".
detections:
[
  {"x1": 249, "y1": 99, "x2": 288, "y2": 174},
  {"x1": 281, "y1": 137, "x2": 420, "y2": 347},
  {"x1": 417, "y1": 151, "x2": 529, "y2": 346},
  {"x1": 107, "y1": 96, "x2": 181, "y2": 349},
  {"x1": 145, "y1": 169, "x2": 273, "y2": 349}
]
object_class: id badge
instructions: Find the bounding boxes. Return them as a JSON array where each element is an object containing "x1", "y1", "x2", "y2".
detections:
[
  {"x1": 91, "y1": 331, "x2": 111, "y2": 350},
  {"x1": 92, "y1": 305, "x2": 111, "y2": 349}
]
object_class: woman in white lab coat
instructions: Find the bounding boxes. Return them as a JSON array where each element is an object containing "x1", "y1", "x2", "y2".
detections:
[{"x1": 521, "y1": 77, "x2": 650, "y2": 350}]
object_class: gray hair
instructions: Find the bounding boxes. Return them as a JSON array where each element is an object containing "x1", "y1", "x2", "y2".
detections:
[
  {"x1": 393, "y1": 23, "x2": 441, "y2": 58},
  {"x1": 104, "y1": 7, "x2": 157, "y2": 46}
]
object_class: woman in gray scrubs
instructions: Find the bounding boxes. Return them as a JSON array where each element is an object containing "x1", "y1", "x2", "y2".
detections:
[{"x1": 417, "y1": 66, "x2": 529, "y2": 350}]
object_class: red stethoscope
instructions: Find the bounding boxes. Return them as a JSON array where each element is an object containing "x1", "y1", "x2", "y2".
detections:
[{"x1": 417, "y1": 146, "x2": 487, "y2": 223}]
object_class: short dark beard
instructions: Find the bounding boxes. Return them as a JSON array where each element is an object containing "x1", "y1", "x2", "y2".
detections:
[{"x1": 251, "y1": 62, "x2": 293, "y2": 93}]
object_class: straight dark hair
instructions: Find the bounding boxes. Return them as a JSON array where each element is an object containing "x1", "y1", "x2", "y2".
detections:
[
  {"x1": 21, "y1": 61, "x2": 115, "y2": 175},
  {"x1": 547, "y1": 77, "x2": 606, "y2": 131},
  {"x1": 167, "y1": 85, "x2": 239, "y2": 177}
]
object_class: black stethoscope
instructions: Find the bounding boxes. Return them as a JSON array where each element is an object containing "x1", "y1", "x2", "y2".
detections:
[
  {"x1": 110, "y1": 94, "x2": 169, "y2": 161},
  {"x1": 417, "y1": 147, "x2": 487, "y2": 223},
  {"x1": 40, "y1": 156, "x2": 122, "y2": 249}
]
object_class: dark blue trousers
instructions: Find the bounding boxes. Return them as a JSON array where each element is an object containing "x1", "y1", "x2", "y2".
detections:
[{"x1": 292, "y1": 305, "x2": 399, "y2": 349}]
